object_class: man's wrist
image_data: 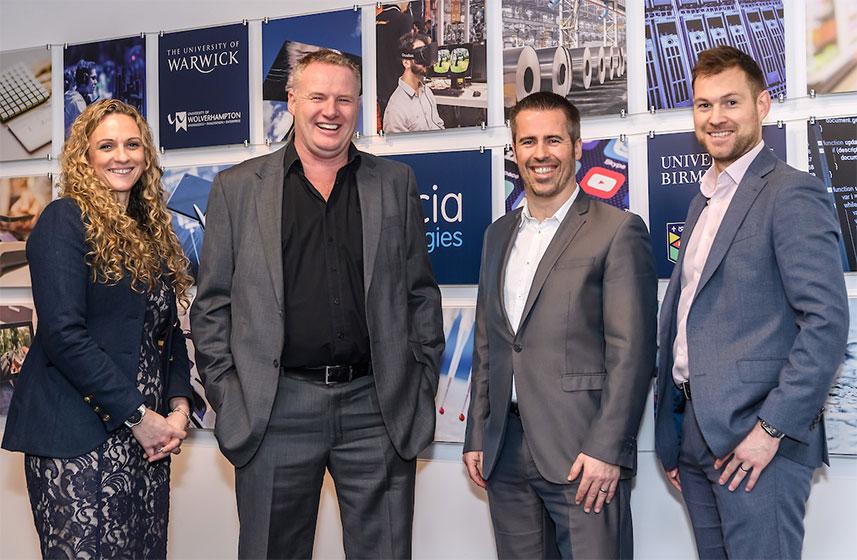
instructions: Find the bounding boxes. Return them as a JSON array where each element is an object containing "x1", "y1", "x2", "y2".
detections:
[{"x1": 758, "y1": 418, "x2": 785, "y2": 440}]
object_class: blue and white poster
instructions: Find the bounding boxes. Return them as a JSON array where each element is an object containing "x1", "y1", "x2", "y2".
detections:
[
  {"x1": 387, "y1": 150, "x2": 492, "y2": 285},
  {"x1": 435, "y1": 305, "x2": 476, "y2": 443},
  {"x1": 647, "y1": 125, "x2": 786, "y2": 278},
  {"x1": 505, "y1": 137, "x2": 629, "y2": 213},
  {"x1": 262, "y1": 9, "x2": 362, "y2": 144},
  {"x1": 159, "y1": 24, "x2": 249, "y2": 150}
]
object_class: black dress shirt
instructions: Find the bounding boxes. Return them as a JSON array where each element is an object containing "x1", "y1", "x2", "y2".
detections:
[{"x1": 280, "y1": 143, "x2": 370, "y2": 368}]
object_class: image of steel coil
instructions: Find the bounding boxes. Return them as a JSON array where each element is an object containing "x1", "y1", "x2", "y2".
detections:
[
  {"x1": 502, "y1": 0, "x2": 627, "y2": 117},
  {"x1": 645, "y1": 0, "x2": 786, "y2": 111}
]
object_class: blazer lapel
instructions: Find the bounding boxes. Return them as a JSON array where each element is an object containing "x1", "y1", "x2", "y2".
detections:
[
  {"x1": 255, "y1": 146, "x2": 288, "y2": 310},
  {"x1": 695, "y1": 150, "x2": 776, "y2": 296},
  {"x1": 497, "y1": 209, "x2": 522, "y2": 335},
  {"x1": 518, "y1": 194, "x2": 589, "y2": 330},
  {"x1": 356, "y1": 156, "x2": 382, "y2": 294}
]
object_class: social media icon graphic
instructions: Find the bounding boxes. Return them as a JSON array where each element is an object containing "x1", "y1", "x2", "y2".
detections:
[
  {"x1": 603, "y1": 138, "x2": 628, "y2": 162},
  {"x1": 580, "y1": 167, "x2": 625, "y2": 199},
  {"x1": 667, "y1": 222, "x2": 685, "y2": 263},
  {"x1": 168, "y1": 111, "x2": 188, "y2": 132}
]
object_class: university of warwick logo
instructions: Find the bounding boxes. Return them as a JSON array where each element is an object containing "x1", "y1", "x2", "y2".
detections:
[{"x1": 667, "y1": 222, "x2": 684, "y2": 263}]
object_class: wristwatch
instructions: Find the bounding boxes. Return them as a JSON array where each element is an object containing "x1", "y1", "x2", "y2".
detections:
[
  {"x1": 124, "y1": 405, "x2": 147, "y2": 428},
  {"x1": 759, "y1": 418, "x2": 785, "y2": 440}
]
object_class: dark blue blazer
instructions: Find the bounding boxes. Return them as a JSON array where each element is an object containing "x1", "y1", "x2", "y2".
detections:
[{"x1": 1, "y1": 198, "x2": 193, "y2": 458}]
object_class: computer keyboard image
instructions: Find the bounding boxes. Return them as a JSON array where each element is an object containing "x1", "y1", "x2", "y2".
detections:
[{"x1": 0, "y1": 62, "x2": 49, "y2": 123}]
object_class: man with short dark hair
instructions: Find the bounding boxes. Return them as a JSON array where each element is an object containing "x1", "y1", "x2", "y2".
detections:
[
  {"x1": 383, "y1": 31, "x2": 444, "y2": 133},
  {"x1": 64, "y1": 60, "x2": 97, "y2": 134},
  {"x1": 654, "y1": 45, "x2": 848, "y2": 559},
  {"x1": 464, "y1": 91, "x2": 657, "y2": 559},
  {"x1": 192, "y1": 49, "x2": 444, "y2": 559}
]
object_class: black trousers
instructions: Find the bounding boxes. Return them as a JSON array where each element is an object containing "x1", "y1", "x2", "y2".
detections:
[{"x1": 234, "y1": 374, "x2": 416, "y2": 559}]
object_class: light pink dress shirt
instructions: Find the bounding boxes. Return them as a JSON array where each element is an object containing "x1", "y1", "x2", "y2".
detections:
[{"x1": 672, "y1": 140, "x2": 766, "y2": 385}]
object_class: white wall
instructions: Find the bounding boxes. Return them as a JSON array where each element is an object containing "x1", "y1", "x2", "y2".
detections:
[{"x1": 1, "y1": 1, "x2": 856, "y2": 558}]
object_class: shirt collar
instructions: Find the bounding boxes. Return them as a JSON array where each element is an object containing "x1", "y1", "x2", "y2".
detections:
[
  {"x1": 396, "y1": 77, "x2": 424, "y2": 99},
  {"x1": 519, "y1": 185, "x2": 579, "y2": 228},
  {"x1": 284, "y1": 141, "x2": 361, "y2": 175},
  {"x1": 700, "y1": 140, "x2": 765, "y2": 198}
]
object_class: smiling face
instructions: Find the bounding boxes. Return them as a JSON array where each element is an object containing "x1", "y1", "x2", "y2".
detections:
[
  {"x1": 86, "y1": 113, "x2": 145, "y2": 207},
  {"x1": 693, "y1": 65, "x2": 770, "y2": 173},
  {"x1": 287, "y1": 61, "x2": 360, "y2": 165},
  {"x1": 512, "y1": 108, "x2": 582, "y2": 209}
]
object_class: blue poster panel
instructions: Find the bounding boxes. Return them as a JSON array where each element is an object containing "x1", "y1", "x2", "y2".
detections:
[
  {"x1": 262, "y1": 9, "x2": 362, "y2": 144},
  {"x1": 387, "y1": 150, "x2": 492, "y2": 285},
  {"x1": 644, "y1": 0, "x2": 785, "y2": 111},
  {"x1": 502, "y1": 1, "x2": 627, "y2": 118},
  {"x1": 0, "y1": 303, "x2": 35, "y2": 417},
  {"x1": 376, "y1": 2, "x2": 488, "y2": 134},
  {"x1": 504, "y1": 137, "x2": 629, "y2": 213},
  {"x1": 647, "y1": 125, "x2": 786, "y2": 279},
  {"x1": 435, "y1": 305, "x2": 476, "y2": 443},
  {"x1": 160, "y1": 163, "x2": 234, "y2": 429},
  {"x1": 63, "y1": 36, "x2": 146, "y2": 137},
  {"x1": 159, "y1": 24, "x2": 249, "y2": 149},
  {"x1": 827, "y1": 298, "x2": 857, "y2": 456},
  {"x1": 807, "y1": 115, "x2": 857, "y2": 271}
]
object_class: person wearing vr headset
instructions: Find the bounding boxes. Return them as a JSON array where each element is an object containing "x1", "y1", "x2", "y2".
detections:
[{"x1": 383, "y1": 31, "x2": 445, "y2": 134}]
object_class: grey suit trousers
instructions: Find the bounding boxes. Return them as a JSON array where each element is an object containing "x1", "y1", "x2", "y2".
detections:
[
  {"x1": 486, "y1": 412, "x2": 633, "y2": 560},
  {"x1": 235, "y1": 374, "x2": 416, "y2": 559},
  {"x1": 679, "y1": 400, "x2": 813, "y2": 559}
]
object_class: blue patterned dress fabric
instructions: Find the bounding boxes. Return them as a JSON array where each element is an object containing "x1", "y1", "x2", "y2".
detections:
[{"x1": 24, "y1": 282, "x2": 172, "y2": 559}]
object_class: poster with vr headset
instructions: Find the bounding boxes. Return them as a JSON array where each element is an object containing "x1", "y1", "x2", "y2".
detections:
[
  {"x1": 63, "y1": 36, "x2": 146, "y2": 137},
  {"x1": 158, "y1": 24, "x2": 249, "y2": 150},
  {"x1": 377, "y1": 2, "x2": 488, "y2": 134},
  {"x1": 261, "y1": 9, "x2": 362, "y2": 144},
  {"x1": 502, "y1": 0, "x2": 627, "y2": 118}
]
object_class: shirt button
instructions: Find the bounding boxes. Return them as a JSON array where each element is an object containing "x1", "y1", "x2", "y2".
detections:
[
  {"x1": 513, "y1": 344, "x2": 523, "y2": 353},
  {"x1": 337, "y1": 332, "x2": 345, "y2": 340},
  {"x1": 333, "y1": 297, "x2": 340, "y2": 305}
]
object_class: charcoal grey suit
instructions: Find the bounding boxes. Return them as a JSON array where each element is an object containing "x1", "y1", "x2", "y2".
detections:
[
  {"x1": 465, "y1": 194, "x2": 658, "y2": 558},
  {"x1": 191, "y1": 142, "x2": 443, "y2": 558}
]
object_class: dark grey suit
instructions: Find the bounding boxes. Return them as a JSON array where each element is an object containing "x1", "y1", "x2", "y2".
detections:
[
  {"x1": 654, "y1": 148, "x2": 848, "y2": 558},
  {"x1": 191, "y1": 143, "x2": 443, "y2": 558},
  {"x1": 465, "y1": 194, "x2": 658, "y2": 558}
]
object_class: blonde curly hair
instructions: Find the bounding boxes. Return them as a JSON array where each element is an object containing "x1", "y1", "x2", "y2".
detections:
[{"x1": 60, "y1": 99, "x2": 192, "y2": 307}]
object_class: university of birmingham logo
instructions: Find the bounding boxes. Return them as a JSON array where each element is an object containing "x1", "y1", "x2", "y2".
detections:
[
  {"x1": 667, "y1": 222, "x2": 684, "y2": 264},
  {"x1": 168, "y1": 112, "x2": 187, "y2": 132}
]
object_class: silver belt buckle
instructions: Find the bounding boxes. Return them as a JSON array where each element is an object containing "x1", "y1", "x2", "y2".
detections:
[{"x1": 324, "y1": 365, "x2": 335, "y2": 385}]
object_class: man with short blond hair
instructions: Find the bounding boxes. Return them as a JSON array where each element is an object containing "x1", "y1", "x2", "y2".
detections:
[{"x1": 192, "y1": 49, "x2": 443, "y2": 559}]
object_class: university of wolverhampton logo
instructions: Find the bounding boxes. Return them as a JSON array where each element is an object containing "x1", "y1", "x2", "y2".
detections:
[
  {"x1": 667, "y1": 222, "x2": 685, "y2": 263},
  {"x1": 168, "y1": 112, "x2": 188, "y2": 132}
]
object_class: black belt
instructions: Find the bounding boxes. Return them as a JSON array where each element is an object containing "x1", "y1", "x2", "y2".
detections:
[
  {"x1": 281, "y1": 363, "x2": 372, "y2": 385},
  {"x1": 509, "y1": 401, "x2": 520, "y2": 416},
  {"x1": 678, "y1": 380, "x2": 692, "y2": 401}
]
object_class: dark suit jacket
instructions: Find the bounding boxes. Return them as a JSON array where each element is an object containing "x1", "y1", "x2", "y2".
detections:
[
  {"x1": 464, "y1": 194, "x2": 658, "y2": 484},
  {"x1": 2, "y1": 198, "x2": 193, "y2": 458},
  {"x1": 654, "y1": 149, "x2": 848, "y2": 470},
  {"x1": 190, "y1": 143, "x2": 444, "y2": 467}
]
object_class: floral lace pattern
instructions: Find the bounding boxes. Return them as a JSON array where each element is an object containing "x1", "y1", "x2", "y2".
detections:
[{"x1": 25, "y1": 282, "x2": 173, "y2": 559}]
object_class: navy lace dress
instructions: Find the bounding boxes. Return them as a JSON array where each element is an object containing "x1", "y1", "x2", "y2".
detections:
[{"x1": 24, "y1": 282, "x2": 173, "y2": 559}]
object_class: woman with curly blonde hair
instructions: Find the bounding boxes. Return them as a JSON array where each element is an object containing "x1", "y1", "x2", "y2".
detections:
[{"x1": 2, "y1": 99, "x2": 195, "y2": 559}]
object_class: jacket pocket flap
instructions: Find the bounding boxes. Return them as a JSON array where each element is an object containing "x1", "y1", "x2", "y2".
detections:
[
  {"x1": 561, "y1": 372, "x2": 606, "y2": 391},
  {"x1": 555, "y1": 256, "x2": 595, "y2": 270},
  {"x1": 737, "y1": 358, "x2": 786, "y2": 383}
]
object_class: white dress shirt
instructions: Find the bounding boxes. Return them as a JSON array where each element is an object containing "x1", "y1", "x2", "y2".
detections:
[
  {"x1": 672, "y1": 140, "x2": 766, "y2": 385},
  {"x1": 382, "y1": 78, "x2": 444, "y2": 133},
  {"x1": 504, "y1": 187, "x2": 579, "y2": 401}
]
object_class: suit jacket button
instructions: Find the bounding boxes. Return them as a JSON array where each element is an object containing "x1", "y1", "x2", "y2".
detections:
[
  {"x1": 513, "y1": 344, "x2": 522, "y2": 353},
  {"x1": 102, "y1": 415, "x2": 111, "y2": 423},
  {"x1": 93, "y1": 405, "x2": 101, "y2": 412},
  {"x1": 84, "y1": 396, "x2": 92, "y2": 403},
  {"x1": 273, "y1": 359, "x2": 279, "y2": 368}
]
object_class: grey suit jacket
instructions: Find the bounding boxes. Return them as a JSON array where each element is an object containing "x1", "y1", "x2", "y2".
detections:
[
  {"x1": 190, "y1": 143, "x2": 444, "y2": 467},
  {"x1": 654, "y1": 148, "x2": 848, "y2": 471},
  {"x1": 464, "y1": 194, "x2": 658, "y2": 484}
]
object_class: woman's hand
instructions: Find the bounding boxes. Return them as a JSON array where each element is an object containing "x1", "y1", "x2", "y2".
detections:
[{"x1": 130, "y1": 408, "x2": 187, "y2": 463}]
